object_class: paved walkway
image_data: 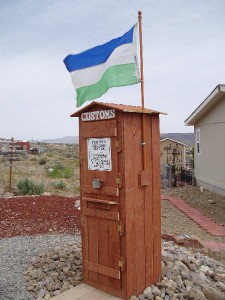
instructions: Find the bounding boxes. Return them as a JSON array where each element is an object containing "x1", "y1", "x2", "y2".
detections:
[
  {"x1": 161, "y1": 194, "x2": 225, "y2": 251},
  {"x1": 51, "y1": 284, "x2": 122, "y2": 300}
]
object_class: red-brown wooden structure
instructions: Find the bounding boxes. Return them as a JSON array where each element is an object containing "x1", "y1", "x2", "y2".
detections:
[{"x1": 71, "y1": 101, "x2": 163, "y2": 299}]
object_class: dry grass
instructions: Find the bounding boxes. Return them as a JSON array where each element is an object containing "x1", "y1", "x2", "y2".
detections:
[{"x1": 0, "y1": 143, "x2": 80, "y2": 197}]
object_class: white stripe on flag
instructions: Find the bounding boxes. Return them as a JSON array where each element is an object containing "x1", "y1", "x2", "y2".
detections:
[{"x1": 70, "y1": 43, "x2": 137, "y2": 89}]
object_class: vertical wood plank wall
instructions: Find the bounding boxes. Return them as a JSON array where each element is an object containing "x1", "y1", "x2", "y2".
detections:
[{"x1": 123, "y1": 113, "x2": 161, "y2": 298}]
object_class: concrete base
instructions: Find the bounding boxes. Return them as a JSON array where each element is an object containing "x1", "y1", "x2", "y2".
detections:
[{"x1": 50, "y1": 283, "x2": 123, "y2": 300}]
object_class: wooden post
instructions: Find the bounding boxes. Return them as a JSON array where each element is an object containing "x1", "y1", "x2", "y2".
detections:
[
  {"x1": 9, "y1": 137, "x2": 14, "y2": 193},
  {"x1": 138, "y1": 11, "x2": 147, "y2": 170}
]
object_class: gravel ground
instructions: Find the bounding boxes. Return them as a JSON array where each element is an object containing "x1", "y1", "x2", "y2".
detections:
[{"x1": 0, "y1": 234, "x2": 81, "y2": 300}]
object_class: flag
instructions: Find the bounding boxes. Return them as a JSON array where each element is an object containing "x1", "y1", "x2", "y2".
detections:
[{"x1": 63, "y1": 25, "x2": 140, "y2": 107}]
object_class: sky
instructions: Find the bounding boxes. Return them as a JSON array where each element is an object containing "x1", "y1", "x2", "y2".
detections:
[{"x1": 1, "y1": 0, "x2": 225, "y2": 141}]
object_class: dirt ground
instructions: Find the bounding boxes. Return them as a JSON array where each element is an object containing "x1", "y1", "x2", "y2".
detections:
[
  {"x1": 161, "y1": 185, "x2": 225, "y2": 262},
  {"x1": 167, "y1": 185, "x2": 225, "y2": 227},
  {"x1": 161, "y1": 185, "x2": 225, "y2": 243}
]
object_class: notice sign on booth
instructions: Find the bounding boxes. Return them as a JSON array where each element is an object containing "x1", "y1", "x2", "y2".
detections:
[{"x1": 87, "y1": 138, "x2": 112, "y2": 171}]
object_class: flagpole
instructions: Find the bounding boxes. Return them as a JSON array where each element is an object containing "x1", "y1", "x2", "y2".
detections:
[{"x1": 138, "y1": 11, "x2": 147, "y2": 171}]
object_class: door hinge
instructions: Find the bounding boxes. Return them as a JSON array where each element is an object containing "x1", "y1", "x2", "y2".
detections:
[
  {"x1": 118, "y1": 221, "x2": 125, "y2": 236},
  {"x1": 116, "y1": 140, "x2": 122, "y2": 152},
  {"x1": 116, "y1": 173, "x2": 123, "y2": 188},
  {"x1": 80, "y1": 154, "x2": 84, "y2": 165},
  {"x1": 80, "y1": 216, "x2": 87, "y2": 227},
  {"x1": 118, "y1": 257, "x2": 126, "y2": 271}
]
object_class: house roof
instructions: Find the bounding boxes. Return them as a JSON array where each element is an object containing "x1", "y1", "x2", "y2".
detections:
[
  {"x1": 160, "y1": 138, "x2": 187, "y2": 147},
  {"x1": 71, "y1": 101, "x2": 166, "y2": 117},
  {"x1": 185, "y1": 84, "x2": 225, "y2": 126}
]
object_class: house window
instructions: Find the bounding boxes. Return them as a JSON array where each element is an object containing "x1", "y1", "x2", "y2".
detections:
[{"x1": 196, "y1": 128, "x2": 201, "y2": 155}]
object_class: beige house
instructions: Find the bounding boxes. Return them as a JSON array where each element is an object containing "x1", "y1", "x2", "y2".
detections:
[
  {"x1": 185, "y1": 84, "x2": 225, "y2": 196},
  {"x1": 160, "y1": 138, "x2": 186, "y2": 170}
]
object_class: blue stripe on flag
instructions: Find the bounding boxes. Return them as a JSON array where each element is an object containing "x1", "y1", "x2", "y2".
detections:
[{"x1": 63, "y1": 26, "x2": 134, "y2": 72}]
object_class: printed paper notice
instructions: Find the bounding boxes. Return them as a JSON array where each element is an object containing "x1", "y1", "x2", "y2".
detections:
[{"x1": 87, "y1": 138, "x2": 112, "y2": 171}]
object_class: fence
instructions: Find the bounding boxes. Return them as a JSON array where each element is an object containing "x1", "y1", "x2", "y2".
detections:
[
  {"x1": 161, "y1": 163, "x2": 172, "y2": 189},
  {"x1": 161, "y1": 164, "x2": 194, "y2": 189}
]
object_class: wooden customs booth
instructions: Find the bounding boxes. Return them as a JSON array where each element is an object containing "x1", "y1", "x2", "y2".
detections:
[{"x1": 71, "y1": 101, "x2": 162, "y2": 299}]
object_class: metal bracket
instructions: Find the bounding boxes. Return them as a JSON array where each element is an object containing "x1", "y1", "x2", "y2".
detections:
[
  {"x1": 92, "y1": 179, "x2": 102, "y2": 189},
  {"x1": 116, "y1": 173, "x2": 123, "y2": 188},
  {"x1": 118, "y1": 257, "x2": 126, "y2": 271},
  {"x1": 118, "y1": 221, "x2": 125, "y2": 236},
  {"x1": 116, "y1": 140, "x2": 122, "y2": 152}
]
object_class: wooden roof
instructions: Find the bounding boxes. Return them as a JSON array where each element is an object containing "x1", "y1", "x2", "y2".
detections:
[{"x1": 71, "y1": 101, "x2": 166, "y2": 117}]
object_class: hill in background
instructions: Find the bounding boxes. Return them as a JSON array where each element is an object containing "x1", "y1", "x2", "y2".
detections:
[
  {"x1": 160, "y1": 133, "x2": 194, "y2": 146},
  {"x1": 41, "y1": 136, "x2": 79, "y2": 144},
  {"x1": 41, "y1": 133, "x2": 194, "y2": 146}
]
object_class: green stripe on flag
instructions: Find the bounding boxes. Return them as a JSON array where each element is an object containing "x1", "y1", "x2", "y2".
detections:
[{"x1": 76, "y1": 63, "x2": 139, "y2": 107}]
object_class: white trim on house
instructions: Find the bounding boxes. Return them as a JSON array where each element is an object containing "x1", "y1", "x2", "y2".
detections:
[
  {"x1": 160, "y1": 138, "x2": 187, "y2": 147},
  {"x1": 196, "y1": 128, "x2": 201, "y2": 156},
  {"x1": 185, "y1": 84, "x2": 225, "y2": 126}
]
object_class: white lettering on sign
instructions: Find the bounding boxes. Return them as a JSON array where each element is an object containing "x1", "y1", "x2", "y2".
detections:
[
  {"x1": 87, "y1": 138, "x2": 112, "y2": 171},
  {"x1": 81, "y1": 109, "x2": 116, "y2": 122}
]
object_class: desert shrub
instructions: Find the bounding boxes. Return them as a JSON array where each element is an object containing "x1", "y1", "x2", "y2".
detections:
[
  {"x1": 48, "y1": 162, "x2": 73, "y2": 179},
  {"x1": 73, "y1": 185, "x2": 80, "y2": 194},
  {"x1": 46, "y1": 152, "x2": 54, "y2": 157},
  {"x1": 39, "y1": 157, "x2": 47, "y2": 165},
  {"x1": 53, "y1": 180, "x2": 66, "y2": 189},
  {"x1": 17, "y1": 178, "x2": 44, "y2": 195},
  {"x1": 29, "y1": 156, "x2": 37, "y2": 161}
]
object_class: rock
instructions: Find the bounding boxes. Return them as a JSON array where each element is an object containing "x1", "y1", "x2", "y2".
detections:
[
  {"x1": 151, "y1": 285, "x2": 161, "y2": 296},
  {"x1": 75, "y1": 200, "x2": 80, "y2": 209},
  {"x1": 208, "y1": 200, "x2": 216, "y2": 204},
  {"x1": 172, "y1": 266, "x2": 179, "y2": 276},
  {"x1": 162, "y1": 251, "x2": 175, "y2": 262},
  {"x1": 52, "y1": 290, "x2": 61, "y2": 296},
  {"x1": 37, "y1": 289, "x2": 46, "y2": 298},
  {"x1": 42, "y1": 192, "x2": 51, "y2": 196},
  {"x1": 180, "y1": 270, "x2": 190, "y2": 280},
  {"x1": 202, "y1": 286, "x2": 224, "y2": 300},
  {"x1": 214, "y1": 273, "x2": 225, "y2": 282},
  {"x1": 215, "y1": 281, "x2": 225, "y2": 292},
  {"x1": 184, "y1": 279, "x2": 193, "y2": 290},
  {"x1": 24, "y1": 243, "x2": 82, "y2": 298},
  {"x1": 143, "y1": 286, "x2": 153, "y2": 299},
  {"x1": 187, "y1": 287, "x2": 207, "y2": 300},
  {"x1": 46, "y1": 283, "x2": 60, "y2": 291}
]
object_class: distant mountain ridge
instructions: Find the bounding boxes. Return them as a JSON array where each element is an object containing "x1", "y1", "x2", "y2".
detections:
[
  {"x1": 40, "y1": 133, "x2": 194, "y2": 146},
  {"x1": 160, "y1": 133, "x2": 194, "y2": 146},
  {"x1": 41, "y1": 136, "x2": 79, "y2": 144}
]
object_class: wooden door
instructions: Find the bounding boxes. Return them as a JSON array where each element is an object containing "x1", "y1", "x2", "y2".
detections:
[{"x1": 80, "y1": 118, "x2": 123, "y2": 291}]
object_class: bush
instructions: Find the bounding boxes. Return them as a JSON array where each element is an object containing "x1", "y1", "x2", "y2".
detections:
[
  {"x1": 39, "y1": 157, "x2": 47, "y2": 165},
  {"x1": 29, "y1": 156, "x2": 37, "y2": 161},
  {"x1": 17, "y1": 178, "x2": 44, "y2": 195},
  {"x1": 53, "y1": 180, "x2": 66, "y2": 189},
  {"x1": 48, "y1": 163, "x2": 73, "y2": 179}
]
